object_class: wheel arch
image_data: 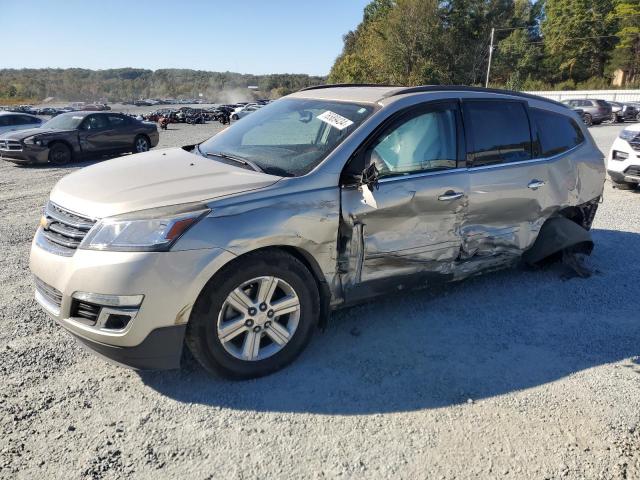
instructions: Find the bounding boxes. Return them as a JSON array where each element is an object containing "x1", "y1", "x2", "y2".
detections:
[{"x1": 195, "y1": 245, "x2": 332, "y2": 329}]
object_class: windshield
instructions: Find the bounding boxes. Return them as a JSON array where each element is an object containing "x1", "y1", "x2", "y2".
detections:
[
  {"x1": 41, "y1": 113, "x2": 85, "y2": 130},
  {"x1": 198, "y1": 98, "x2": 375, "y2": 176}
]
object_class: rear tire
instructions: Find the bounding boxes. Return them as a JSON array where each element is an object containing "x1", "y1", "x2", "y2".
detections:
[
  {"x1": 48, "y1": 142, "x2": 72, "y2": 165},
  {"x1": 582, "y1": 113, "x2": 593, "y2": 127},
  {"x1": 186, "y1": 250, "x2": 320, "y2": 379}
]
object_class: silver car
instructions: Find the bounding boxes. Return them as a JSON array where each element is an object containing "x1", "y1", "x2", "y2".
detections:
[{"x1": 30, "y1": 86, "x2": 605, "y2": 379}]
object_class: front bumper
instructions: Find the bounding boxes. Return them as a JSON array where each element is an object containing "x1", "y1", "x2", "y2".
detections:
[
  {"x1": 0, "y1": 144, "x2": 50, "y2": 164},
  {"x1": 69, "y1": 324, "x2": 187, "y2": 370},
  {"x1": 30, "y1": 230, "x2": 236, "y2": 369},
  {"x1": 608, "y1": 137, "x2": 640, "y2": 184}
]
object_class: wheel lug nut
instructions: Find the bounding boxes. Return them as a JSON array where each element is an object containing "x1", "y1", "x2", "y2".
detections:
[
  {"x1": 248, "y1": 307, "x2": 257, "y2": 316},
  {"x1": 267, "y1": 310, "x2": 274, "y2": 318},
  {"x1": 264, "y1": 321, "x2": 271, "y2": 328},
  {"x1": 253, "y1": 325, "x2": 261, "y2": 332},
  {"x1": 259, "y1": 303, "x2": 267, "y2": 311},
  {"x1": 245, "y1": 319, "x2": 254, "y2": 327}
]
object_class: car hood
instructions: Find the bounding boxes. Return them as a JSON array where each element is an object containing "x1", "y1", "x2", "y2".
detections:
[
  {"x1": 1, "y1": 127, "x2": 74, "y2": 140},
  {"x1": 50, "y1": 147, "x2": 282, "y2": 218},
  {"x1": 622, "y1": 123, "x2": 640, "y2": 133}
]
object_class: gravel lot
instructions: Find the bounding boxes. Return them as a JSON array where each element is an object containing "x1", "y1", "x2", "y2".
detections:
[{"x1": 1, "y1": 119, "x2": 639, "y2": 480}]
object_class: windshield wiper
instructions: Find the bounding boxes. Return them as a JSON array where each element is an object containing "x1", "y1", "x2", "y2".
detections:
[{"x1": 204, "y1": 151, "x2": 264, "y2": 173}]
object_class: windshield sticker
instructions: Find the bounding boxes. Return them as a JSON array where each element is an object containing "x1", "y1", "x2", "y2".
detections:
[{"x1": 317, "y1": 110, "x2": 354, "y2": 130}]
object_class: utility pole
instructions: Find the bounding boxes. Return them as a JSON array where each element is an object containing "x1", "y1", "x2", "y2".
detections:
[{"x1": 485, "y1": 27, "x2": 495, "y2": 88}]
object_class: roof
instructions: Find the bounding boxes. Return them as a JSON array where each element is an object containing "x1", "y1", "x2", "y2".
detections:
[{"x1": 291, "y1": 84, "x2": 566, "y2": 107}]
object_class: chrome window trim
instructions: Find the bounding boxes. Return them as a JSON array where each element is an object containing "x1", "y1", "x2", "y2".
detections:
[{"x1": 377, "y1": 143, "x2": 582, "y2": 184}]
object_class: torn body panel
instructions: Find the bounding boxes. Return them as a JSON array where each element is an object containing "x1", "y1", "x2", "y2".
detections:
[{"x1": 338, "y1": 170, "x2": 468, "y2": 302}]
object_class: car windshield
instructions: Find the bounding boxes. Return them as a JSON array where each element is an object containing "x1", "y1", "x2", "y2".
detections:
[
  {"x1": 198, "y1": 98, "x2": 376, "y2": 176},
  {"x1": 41, "y1": 113, "x2": 85, "y2": 130}
]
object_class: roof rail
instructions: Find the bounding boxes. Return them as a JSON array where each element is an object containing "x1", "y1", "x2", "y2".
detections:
[
  {"x1": 298, "y1": 83, "x2": 399, "y2": 92},
  {"x1": 381, "y1": 85, "x2": 566, "y2": 107}
]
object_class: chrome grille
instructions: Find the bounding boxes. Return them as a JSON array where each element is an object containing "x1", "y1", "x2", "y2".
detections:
[
  {"x1": 0, "y1": 139, "x2": 22, "y2": 151},
  {"x1": 41, "y1": 202, "x2": 96, "y2": 253},
  {"x1": 624, "y1": 166, "x2": 640, "y2": 177},
  {"x1": 34, "y1": 277, "x2": 63, "y2": 314}
]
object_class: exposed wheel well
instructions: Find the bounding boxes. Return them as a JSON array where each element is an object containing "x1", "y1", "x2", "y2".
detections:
[{"x1": 558, "y1": 198, "x2": 599, "y2": 230}]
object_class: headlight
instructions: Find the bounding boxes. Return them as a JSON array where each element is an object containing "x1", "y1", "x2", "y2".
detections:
[
  {"x1": 79, "y1": 204, "x2": 210, "y2": 252},
  {"x1": 23, "y1": 136, "x2": 46, "y2": 146}
]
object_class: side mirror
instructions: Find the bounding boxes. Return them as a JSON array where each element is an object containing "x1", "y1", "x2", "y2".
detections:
[{"x1": 361, "y1": 161, "x2": 380, "y2": 190}]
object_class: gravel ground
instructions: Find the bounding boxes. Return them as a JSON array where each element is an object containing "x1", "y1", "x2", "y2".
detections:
[{"x1": 0, "y1": 120, "x2": 639, "y2": 480}]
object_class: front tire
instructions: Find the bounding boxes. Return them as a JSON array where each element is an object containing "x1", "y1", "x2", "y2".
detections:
[
  {"x1": 48, "y1": 142, "x2": 72, "y2": 165},
  {"x1": 186, "y1": 250, "x2": 320, "y2": 379}
]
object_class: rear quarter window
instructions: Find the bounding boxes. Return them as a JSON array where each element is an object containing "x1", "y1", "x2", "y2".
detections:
[
  {"x1": 530, "y1": 108, "x2": 584, "y2": 157},
  {"x1": 463, "y1": 100, "x2": 532, "y2": 167}
]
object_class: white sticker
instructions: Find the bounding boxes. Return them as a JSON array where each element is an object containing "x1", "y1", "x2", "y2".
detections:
[{"x1": 317, "y1": 110, "x2": 354, "y2": 130}]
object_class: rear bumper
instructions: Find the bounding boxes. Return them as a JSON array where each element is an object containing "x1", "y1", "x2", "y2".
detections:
[{"x1": 69, "y1": 324, "x2": 187, "y2": 370}]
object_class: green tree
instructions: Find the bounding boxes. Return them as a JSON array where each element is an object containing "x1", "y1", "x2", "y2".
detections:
[
  {"x1": 542, "y1": 0, "x2": 616, "y2": 82},
  {"x1": 608, "y1": 0, "x2": 640, "y2": 81}
]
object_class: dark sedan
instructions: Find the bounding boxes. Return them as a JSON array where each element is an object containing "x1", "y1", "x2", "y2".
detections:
[{"x1": 0, "y1": 111, "x2": 159, "y2": 165}]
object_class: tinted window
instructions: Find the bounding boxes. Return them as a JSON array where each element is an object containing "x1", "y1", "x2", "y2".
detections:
[
  {"x1": 595, "y1": 100, "x2": 609, "y2": 106},
  {"x1": 18, "y1": 115, "x2": 39, "y2": 125},
  {"x1": 369, "y1": 106, "x2": 457, "y2": 176},
  {"x1": 463, "y1": 101, "x2": 532, "y2": 166},
  {"x1": 108, "y1": 114, "x2": 126, "y2": 127},
  {"x1": 0, "y1": 116, "x2": 10, "y2": 127},
  {"x1": 83, "y1": 115, "x2": 109, "y2": 130},
  {"x1": 530, "y1": 108, "x2": 584, "y2": 157}
]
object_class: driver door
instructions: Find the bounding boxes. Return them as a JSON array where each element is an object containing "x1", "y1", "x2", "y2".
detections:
[
  {"x1": 340, "y1": 101, "x2": 469, "y2": 299},
  {"x1": 78, "y1": 114, "x2": 114, "y2": 154}
]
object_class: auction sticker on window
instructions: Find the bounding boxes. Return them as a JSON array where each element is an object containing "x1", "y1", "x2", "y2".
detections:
[{"x1": 317, "y1": 110, "x2": 354, "y2": 130}]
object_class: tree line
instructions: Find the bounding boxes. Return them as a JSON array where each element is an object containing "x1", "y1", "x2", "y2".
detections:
[
  {"x1": 0, "y1": 68, "x2": 326, "y2": 103},
  {"x1": 329, "y1": 0, "x2": 640, "y2": 90}
]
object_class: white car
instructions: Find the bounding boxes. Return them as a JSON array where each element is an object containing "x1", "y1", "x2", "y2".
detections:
[
  {"x1": 0, "y1": 112, "x2": 43, "y2": 136},
  {"x1": 607, "y1": 124, "x2": 640, "y2": 190},
  {"x1": 231, "y1": 104, "x2": 263, "y2": 120}
]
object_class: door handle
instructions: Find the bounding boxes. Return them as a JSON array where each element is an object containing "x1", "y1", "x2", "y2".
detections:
[
  {"x1": 438, "y1": 190, "x2": 464, "y2": 201},
  {"x1": 527, "y1": 180, "x2": 546, "y2": 190}
]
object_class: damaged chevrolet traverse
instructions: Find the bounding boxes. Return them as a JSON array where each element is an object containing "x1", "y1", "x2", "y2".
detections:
[{"x1": 30, "y1": 85, "x2": 605, "y2": 379}]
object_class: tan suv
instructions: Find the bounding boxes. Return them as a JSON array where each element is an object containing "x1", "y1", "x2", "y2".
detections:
[{"x1": 30, "y1": 85, "x2": 605, "y2": 379}]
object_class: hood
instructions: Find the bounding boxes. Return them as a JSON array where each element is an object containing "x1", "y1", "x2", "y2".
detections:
[
  {"x1": 622, "y1": 123, "x2": 640, "y2": 134},
  {"x1": 1, "y1": 127, "x2": 74, "y2": 140},
  {"x1": 50, "y1": 147, "x2": 281, "y2": 218}
]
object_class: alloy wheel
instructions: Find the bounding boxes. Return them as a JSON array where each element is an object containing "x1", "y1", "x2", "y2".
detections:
[
  {"x1": 216, "y1": 276, "x2": 301, "y2": 361},
  {"x1": 135, "y1": 137, "x2": 149, "y2": 152}
]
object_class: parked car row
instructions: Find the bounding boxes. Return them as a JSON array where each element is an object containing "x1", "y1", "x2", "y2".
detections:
[{"x1": 561, "y1": 98, "x2": 640, "y2": 127}]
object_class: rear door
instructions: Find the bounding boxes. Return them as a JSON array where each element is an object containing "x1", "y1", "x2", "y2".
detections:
[
  {"x1": 107, "y1": 114, "x2": 134, "y2": 150},
  {"x1": 78, "y1": 114, "x2": 114, "y2": 154},
  {"x1": 461, "y1": 99, "x2": 550, "y2": 258},
  {"x1": 340, "y1": 100, "x2": 469, "y2": 298}
]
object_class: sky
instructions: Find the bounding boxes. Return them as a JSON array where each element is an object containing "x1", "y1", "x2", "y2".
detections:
[{"x1": 1, "y1": 0, "x2": 370, "y2": 76}]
